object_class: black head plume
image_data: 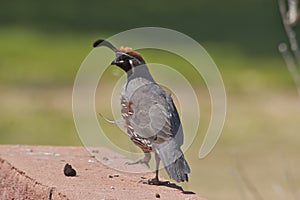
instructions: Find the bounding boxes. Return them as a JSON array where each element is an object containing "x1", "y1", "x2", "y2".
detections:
[{"x1": 93, "y1": 39, "x2": 117, "y2": 52}]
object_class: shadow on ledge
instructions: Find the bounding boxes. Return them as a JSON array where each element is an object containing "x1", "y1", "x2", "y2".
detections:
[
  {"x1": 145, "y1": 180, "x2": 196, "y2": 195},
  {"x1": 162, "y1": 182, "x2": 196, "y2": 194}
]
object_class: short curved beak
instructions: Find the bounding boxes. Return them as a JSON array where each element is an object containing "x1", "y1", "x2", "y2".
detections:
[
  {"x1": 111, "y1": 58, "x2": 117, "y2": 65},
  {"x1": 111, "y1": 58, "x2": 124, "y2": 66}
]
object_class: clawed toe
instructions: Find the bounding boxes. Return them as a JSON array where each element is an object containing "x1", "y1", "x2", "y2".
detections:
[{"x1": 139, "y1": 177, "x2": 169, "y2": 185}]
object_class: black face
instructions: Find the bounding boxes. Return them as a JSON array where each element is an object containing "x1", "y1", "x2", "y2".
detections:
[
  {"x1": 112, "y1": 54, "x2": 131, "y2": 72},
  {"x1": 111, "y1": 53, "x2": 138, "y2": 72}
]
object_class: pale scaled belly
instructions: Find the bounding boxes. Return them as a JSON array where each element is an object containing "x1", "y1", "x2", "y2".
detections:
[{"x1": 121, "y1": 96, "x2": 152, "y2": 153}]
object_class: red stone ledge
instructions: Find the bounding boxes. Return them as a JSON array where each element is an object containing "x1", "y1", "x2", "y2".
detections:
[{"x1": 0, "y1": 145, "x2": 206, "y2": 200}]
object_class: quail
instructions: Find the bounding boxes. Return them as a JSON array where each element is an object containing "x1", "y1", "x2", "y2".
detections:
[{"x1": 93, "y1": 40, "x2": 191, "y2": 184}]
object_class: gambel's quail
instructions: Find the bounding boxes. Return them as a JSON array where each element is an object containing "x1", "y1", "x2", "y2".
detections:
[{"x1": 94, "y1": 40, "x2": 191, "y2": 184}]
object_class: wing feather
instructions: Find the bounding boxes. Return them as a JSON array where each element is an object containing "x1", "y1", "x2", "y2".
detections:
[{"x1": 128, "y1": 83, "x2": 182, "y2": 144}]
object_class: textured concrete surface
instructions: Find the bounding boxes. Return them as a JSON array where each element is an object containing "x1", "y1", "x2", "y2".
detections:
[{"x1": 0, "y1": 145, "x2": 206, "y2": 200}]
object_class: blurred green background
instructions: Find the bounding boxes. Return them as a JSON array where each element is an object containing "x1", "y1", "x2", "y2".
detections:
[{"x1": 1, "y1": 0, "x2": 300, "y2": 199}]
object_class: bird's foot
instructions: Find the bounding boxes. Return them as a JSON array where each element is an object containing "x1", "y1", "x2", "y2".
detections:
[
  {"x1": 139, "y1": 177, "x2": 170, "y2": 185},
  {"x1": 125, "y1": 156, "x2": 150, "y2": 168}
]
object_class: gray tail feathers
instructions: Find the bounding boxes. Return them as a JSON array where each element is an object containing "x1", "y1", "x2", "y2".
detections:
[
  {"x1": 165, "y1": 154, "x2": 190, "y2": 182},
  {"x1": 156, "y1": 140, "x2": 191, "y2": 182}
]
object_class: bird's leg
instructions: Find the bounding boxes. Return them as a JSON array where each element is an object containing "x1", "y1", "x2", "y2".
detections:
[
  {"x1": 146, "y1": 152, "x2": 169, "y2": 185},
  {"x1": 125, "y1": 152, "x2": 151, "y2": 168}
]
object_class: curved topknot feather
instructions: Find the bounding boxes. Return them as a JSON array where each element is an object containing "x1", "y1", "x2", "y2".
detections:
[{"x1": 93, "y1": 39, "x2": 117, "y2": 52}]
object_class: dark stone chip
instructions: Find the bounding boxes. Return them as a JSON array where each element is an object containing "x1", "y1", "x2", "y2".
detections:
[{"x1": 64, "y1": 163, "x2": 77, "y2": 177}]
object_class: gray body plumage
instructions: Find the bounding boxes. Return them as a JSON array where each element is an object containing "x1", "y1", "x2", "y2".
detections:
[{"x1": 121, "y1": 65, "x2": 190, "y2": 182}]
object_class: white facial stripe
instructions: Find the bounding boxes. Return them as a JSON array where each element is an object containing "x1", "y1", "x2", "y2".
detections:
[
  {"x1": 129, "y1": 59, "x2": 133, "y2": 66},
  {"x1": 129, "y1": 59, "x2": 135, "y2": 73}
]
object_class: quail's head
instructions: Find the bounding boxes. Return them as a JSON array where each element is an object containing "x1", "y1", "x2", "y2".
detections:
[
  {"x1": 111, "y1": 47, "x2": 145, "y2": 73},
  {"x1": 93, "y1": 40, "x2": 149, "y2": 78}
]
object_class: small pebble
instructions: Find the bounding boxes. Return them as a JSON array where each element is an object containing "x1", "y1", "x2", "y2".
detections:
[
  {"x1": 155, "y1": 193, "x2": 160, "y2": 198},
  {"x1": 102, "y1": 157, "x2": 109, "y2": 161},
  {"x1": 110, "y1": 186, "x2": 115, "y2": 189},
  {"x1": 108, "y1": 174, "x2": 119, "y2": 178},
  {"x1": 64, "y1": 163, "x2": 77, "y2": 177},
  {"x1": 92, "y1": 150, "x2": 99, "y2": 153},
  {"x1": 26, "y1": 148, "x2": 33, "y2": 152}
]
